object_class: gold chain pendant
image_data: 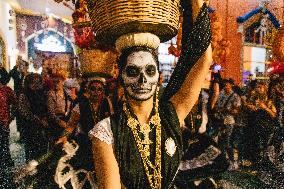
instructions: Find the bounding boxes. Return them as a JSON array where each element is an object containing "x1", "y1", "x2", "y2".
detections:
[{"x1": 124, "y1": 101, "x2": 162, "y2": 189}]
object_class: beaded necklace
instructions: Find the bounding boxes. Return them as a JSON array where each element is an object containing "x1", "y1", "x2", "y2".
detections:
[{"x1": 123, "y1": 96, "x2": 162, "y2": 189}]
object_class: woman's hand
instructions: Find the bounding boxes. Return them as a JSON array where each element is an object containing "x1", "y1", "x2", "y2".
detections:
[{"x1": 198, "y1": 125, "x2": 206, "y2": 134}]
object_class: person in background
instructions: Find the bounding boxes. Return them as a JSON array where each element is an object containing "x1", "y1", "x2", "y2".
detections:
[
  {"x1": 52, "y1": 78, "x2": 96, "y2": 189},
  {"x1": 79, "y1": 79, "x2": 112, "y2": 135},
  {"x1": 0, "y1": 65, "x2": 17, "y2": 188},
  {"x1": 215, "y1": 79, "x2": 241, "y2": 170},
  {"x1": 245, "y1": 81, "x2": 277, "y2": 166},
  {"x1": 254, "y1": 80, "x2": 284, "y2": 187},
  {"x1": 176, "y1": 71, "x2": 228, "y2": 188},
  {"x1": 47, "y1": 71, "x2": 79, "y2": 144},
  {"x1": 41, "y1": 67, "x2": 53, "y2": 92},
  {"x1": 9, "y1": 57, "x2": 29, "y2": 96},
  {"x1": 18, "y1": 73, "x2": 49, "y2": 161},
  {"x1": 21, "y1": 76, "x2": 93, "y2": 189},
  {"x1": 208, "y1": 65, "x2": 221, "y2": 110},
  {"x1": 276, "y1": 82, "x2": 284, "y2": 128},
  {"x1": 206, "y1": 69, "x2": 221, "y2": 137},
  {"x1": 9, "y1": 57, "x2": 29, "y2": 143},
  {"x1": 0, "y1": 64, "x2": 10, "y2": 84},
  {"x1": 231, "y1": 83, "x2": 249, "y2": 166},
  {"x1": 269, "y1": 77, "x2": 284, "y2": 128},
  {"x1": 63, "y1": 78, "x2": 80, "y2": 108}
]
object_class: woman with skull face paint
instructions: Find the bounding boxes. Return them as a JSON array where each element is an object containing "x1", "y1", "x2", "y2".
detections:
[
  {"x1": 79, "y1": 80, "x2": 113, "y2": 134},
  {"x1": 89, "y1": 0, "x2": 213, "y2": 188}
]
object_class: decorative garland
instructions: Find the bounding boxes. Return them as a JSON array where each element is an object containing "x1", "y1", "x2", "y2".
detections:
[
  {"x1": 72, "y1": 0, "x2": 95, "y2": 49},
  {"x1": 210, "y1": 11, "x2": 231, "y2": 65}
]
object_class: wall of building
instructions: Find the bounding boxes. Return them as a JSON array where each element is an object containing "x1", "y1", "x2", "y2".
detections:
[
  {"x1": 15, "y1": 13, "x2": 73, "y2": 59},
  {"x1": 210, "y1": 0, "x2": 284, "y2": 84},
  {"x1": 0, "y1": 1, "x2": 17, "y2": 70}
]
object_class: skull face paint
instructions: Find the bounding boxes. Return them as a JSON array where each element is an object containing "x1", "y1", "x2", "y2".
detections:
[{"x1": 122, "y1": 51, "x2": 159, "y2": 101}]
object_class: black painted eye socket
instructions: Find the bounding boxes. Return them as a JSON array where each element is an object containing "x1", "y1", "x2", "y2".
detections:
[
  {"x1": 125, "y1": 65, "x2": 140, "y2": 77},
  {"x1": 145, "y1": 65, "x2": 157, "y2": 77}
]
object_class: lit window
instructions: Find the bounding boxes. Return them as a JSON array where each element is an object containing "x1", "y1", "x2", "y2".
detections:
[{"x1": 251, "y1": 47, "x2": 266, "y2": 73}]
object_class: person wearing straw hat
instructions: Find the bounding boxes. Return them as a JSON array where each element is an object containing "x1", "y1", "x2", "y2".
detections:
[{"x1": 89, "y1": 0, "x2": 213, "y2": 188}]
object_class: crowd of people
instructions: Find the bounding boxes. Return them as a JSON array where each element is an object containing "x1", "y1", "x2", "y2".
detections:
[
  {"x1": 0, "y1": 53, "x2": 284, "y2": 189},
  {"x1": 0, "y1": 1, "x2": 283, "y2": 188},
  {"x1": 1, "y1": 59, "x2": 283, "y2": 188},
  {"x1": 0, "y1": 59, "x2": 126, "y2": 188},
  {"x1": 0, "y1": 52, "x2": 283, "y2": 189},
  {"x1": 201, "y1": 72, "x2": 283, "y2": 170}
]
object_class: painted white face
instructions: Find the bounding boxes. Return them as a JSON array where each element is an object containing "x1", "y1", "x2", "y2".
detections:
[{"x1": 122, "y1": 51, "x2": 159, "y2": 101}]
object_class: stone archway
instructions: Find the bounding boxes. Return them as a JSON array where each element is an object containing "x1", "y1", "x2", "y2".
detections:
[
  {"x1": 23, "y1": 28, "x2": 75, "y2": 74},
  {"x1": 25, "y1": 28, "x2": 75, "y2": 58}
]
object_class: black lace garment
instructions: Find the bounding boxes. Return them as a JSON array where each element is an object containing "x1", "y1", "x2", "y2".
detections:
[{"x1": 161, "y1": 3, "x2": 211, "y2": 102}]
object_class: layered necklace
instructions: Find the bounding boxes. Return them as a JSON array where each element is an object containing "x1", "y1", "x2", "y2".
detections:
[
  {"x1": 90, "y1": 100, "x2": 99, "y2": 123},
  {"x1": 123, "y1": 96, "x2": 162, "y2": 189}
]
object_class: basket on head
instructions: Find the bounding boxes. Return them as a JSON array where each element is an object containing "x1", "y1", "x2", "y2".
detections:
[
  {"x1": 78, "y1": 48, "x2": 119, "y2": 77},
  {"x1": 87, "y1": 0, "x2": 181, "y2": 45}
]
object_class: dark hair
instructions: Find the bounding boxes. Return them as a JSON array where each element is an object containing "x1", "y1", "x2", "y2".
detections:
[
  {"x1": 118, "y1": 46, "x2": 159, "y2": 72},
  {"x1": 223, "y1": 79, "x2": 234, "y2": 86},
  {"x1": 0, "y1": 68, "x2": 10, "y2": 85},
  {"x1": 88, "y1": 80, "x2": 105, "y2": 89},
  {"x1": 256, "y1": 81, "x2": 266, "y2": 86},
  {"x1": 24, "y1": 73, "x2": 47, "y2": 116},
  {"x1": 51, "y1": 71, "x2": 67, "y2": 81},
  {"x1": 22, "y1": 60, "x2": 29, "y2": 67},
  {"x1": 24, "y1": 73, "x2": 43, "y2": 92}
]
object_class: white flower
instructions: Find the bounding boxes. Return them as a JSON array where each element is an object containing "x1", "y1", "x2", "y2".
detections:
[{"x1": 165, "y1": 137, "x2": 176, "y2": 157}]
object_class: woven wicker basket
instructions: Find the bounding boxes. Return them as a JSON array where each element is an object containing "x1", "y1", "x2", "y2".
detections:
[
  {"x1": 87, "y1": 0, "x2": 180, "y2": 45},
  {"x1": 78, "y1": 49, "x2": 119, "y2": 77}
]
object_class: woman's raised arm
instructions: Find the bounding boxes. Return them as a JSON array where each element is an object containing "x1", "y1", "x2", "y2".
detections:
[{"x1": 162, "y1": 0, "x2": 212, "y2": 124}]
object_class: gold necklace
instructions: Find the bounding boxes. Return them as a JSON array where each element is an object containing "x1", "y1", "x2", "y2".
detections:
[
  {"x1": 123, "y1": 98, "x2": 162, "y2": 189},
  {"x1": 90, "y1": 100, "x2": 99, "y2": 123}
]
